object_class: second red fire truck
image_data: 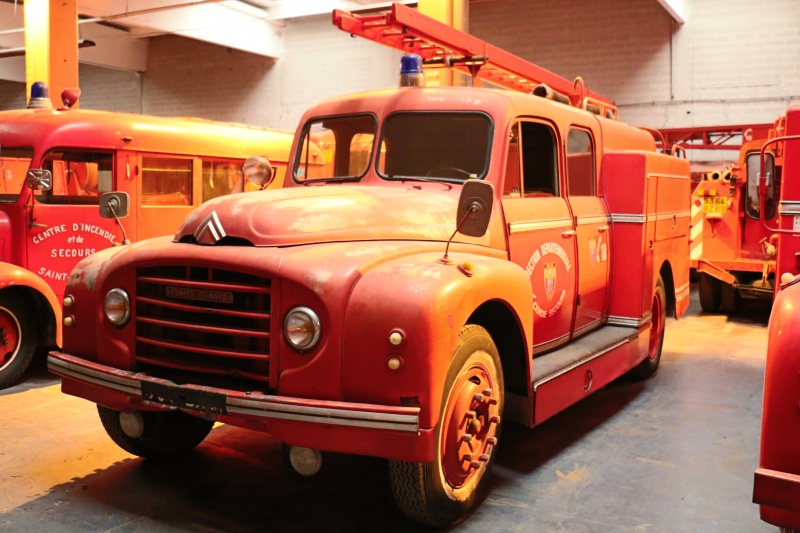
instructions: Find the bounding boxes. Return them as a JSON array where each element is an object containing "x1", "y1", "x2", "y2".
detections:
[{"x1": 46, "y1": 4, "x2": 691, "y2": 526}]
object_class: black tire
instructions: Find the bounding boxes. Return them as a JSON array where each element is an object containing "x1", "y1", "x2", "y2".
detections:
[
  {"x1": 0, "y1": 296, "x2": 36, "y2": 390},
  {"x1": 630, "y1": 277, "x2": 666, "y2": 381},
  {"x1": 698, "y1": 273, "x2": 721, "y2": 313},
  {"x1": 719, "y1": 282, "x2": 740, "y2": 314},
  {"x1": 98, "y1": 405, "x2": 214, "y2": 458},
  {"x1": 389, "y1": 324, "x2": 503, "y2": 526}
]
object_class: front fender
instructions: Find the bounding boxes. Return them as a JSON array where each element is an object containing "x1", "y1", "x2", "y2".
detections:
[
  {"x1": 0, "y1": 261, "x2": 61, "y2": 345},
  {"x1": 341, "y1": 250, "x2": 533, "y2": 432},
  {"x1": 756, "y1": 280, "x2": 800, "y2": 528}
]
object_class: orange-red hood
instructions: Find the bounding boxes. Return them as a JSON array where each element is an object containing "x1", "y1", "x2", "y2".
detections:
[{"x1": 175, "y1": 185, "x2": 460, "y2": 246}]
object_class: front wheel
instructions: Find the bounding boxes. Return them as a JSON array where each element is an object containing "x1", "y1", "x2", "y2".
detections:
[
  {"x1": 389, "y1": 324, "x2": 504, "y2": 526},
  {"x1": 630, "y1": 276, "x2": 666, "y2": 381},
  {"x1": 98, "y1": 406, "x2": 215, "y2": 458},
  {"x1": 0, "y1": 296, "x2": 36, "y2": 390}
]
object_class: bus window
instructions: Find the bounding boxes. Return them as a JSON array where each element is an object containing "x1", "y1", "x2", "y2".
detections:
[
  {"x1": 202, "y1": 159, "x2": 243, "y2": 202},
  {"x1": 142, "y1": 156, "x2": 192, "y2": 206},
  {"x1": 0, "y1": 148, "x2": 34, "y2": 202},
  {"x1": 39, "y1": 151, "x2": 113, "y2": 205}
]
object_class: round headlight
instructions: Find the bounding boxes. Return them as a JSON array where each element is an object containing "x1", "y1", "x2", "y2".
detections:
[
  {"x1": 284, "y1": 306, "x2": 321, "y2": 352},
  {"x1": 104, "y1": 288, "x2": 131, "y2": 326}
]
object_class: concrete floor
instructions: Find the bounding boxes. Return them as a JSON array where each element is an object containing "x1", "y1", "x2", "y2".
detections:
[{"x1": 0, "y1": 287, "x2": 775, "y2": 532}]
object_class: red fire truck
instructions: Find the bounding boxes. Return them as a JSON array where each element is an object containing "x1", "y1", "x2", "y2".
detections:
[
  {"x1": 0, "y1": 88, "x2": 294, "y2": 389},
  {"x1": 753, "y1": 108, "x2": 800, "y2": 532},
  {"x1": 47, "y1": 4, "x2": 691, "y2": 526},
  {"x1": 683, "y1": 115, "x2": 793, "y2": 313}
]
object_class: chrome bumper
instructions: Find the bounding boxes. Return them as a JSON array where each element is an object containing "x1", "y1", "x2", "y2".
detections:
[{"x1": 48, "y1": 352, "x2": 420, "y2": 434}]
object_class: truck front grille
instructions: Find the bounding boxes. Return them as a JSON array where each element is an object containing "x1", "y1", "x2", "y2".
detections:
[{"x1": 135, "y1": 266, "x2": 271, "y2": 391}]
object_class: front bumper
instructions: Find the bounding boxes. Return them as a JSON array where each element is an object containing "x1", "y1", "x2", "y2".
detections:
[{"x1": 48, "y1": 351, "x2": 432, "y2": 462}]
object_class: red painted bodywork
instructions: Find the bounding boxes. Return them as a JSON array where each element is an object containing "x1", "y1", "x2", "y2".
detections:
[
  {"x1": 753, "y1": 108, "x2": 800, "y2": 530},
  {"x1": 754, "y1": 278, "x2": 800, "y2": 529},
  {"x1": 0, "y1": 106, "x2": 294, "y2": 350}
]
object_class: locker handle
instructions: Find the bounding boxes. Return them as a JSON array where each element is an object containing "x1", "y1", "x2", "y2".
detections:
[
  {"x1": 561, "y1": 230, "x2": 577, "y2": 238},
  {"x1": 598, "y1": 225, "x2": 609, "y2": 232}
]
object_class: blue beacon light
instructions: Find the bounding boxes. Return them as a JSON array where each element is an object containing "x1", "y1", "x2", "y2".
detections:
[
  {"x1": 27, "y1": 81, "x2": 53, "y2": 109},
  {"x1": 399, "y1": 53, "x2": 424, "y2": 87}
]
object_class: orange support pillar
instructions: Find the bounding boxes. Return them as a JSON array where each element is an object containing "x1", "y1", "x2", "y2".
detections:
[
  {"x1": 24, "y1": 0, "x2": 79, "y2": 108},
  {"x1": 418, "y1": 0, "x2": 469, "y2": 87}
]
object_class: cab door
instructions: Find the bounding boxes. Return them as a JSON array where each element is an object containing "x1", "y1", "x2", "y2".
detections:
[
  {"x1": 502, "y1": 119, "x2": 577, "y2": 352},
  {"x1": 565, "y1": 127, "x2": 610, "y2": 336}
]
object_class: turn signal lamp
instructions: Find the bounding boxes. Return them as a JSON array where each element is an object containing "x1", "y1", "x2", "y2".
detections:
[{"x1": 399, "y1": 53, "x2": 424, "y2": 87}]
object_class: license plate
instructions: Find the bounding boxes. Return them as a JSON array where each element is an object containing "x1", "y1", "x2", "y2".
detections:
[
  {"x1": 703, "y1": 197, "x2": 727, "y2": 214},
  {"x1": 141, "y1": 381, "x2": 227, "y2": 415}
]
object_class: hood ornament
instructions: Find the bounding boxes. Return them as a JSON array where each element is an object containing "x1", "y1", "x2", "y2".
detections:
[{"x1": 194, "y1": 211, "x2": 226, "y2": 245}]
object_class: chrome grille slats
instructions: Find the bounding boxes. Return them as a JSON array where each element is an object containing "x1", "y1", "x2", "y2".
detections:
[{"x1": 134, "y1": 265, "x2": 271, "y2": 390}]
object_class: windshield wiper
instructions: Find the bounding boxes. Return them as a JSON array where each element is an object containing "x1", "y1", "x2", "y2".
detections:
[{"x1": 301, "y1": 176, "x2": 362, "y2": 185}]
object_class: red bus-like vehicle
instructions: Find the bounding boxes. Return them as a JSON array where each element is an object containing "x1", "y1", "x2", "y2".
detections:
[{"x1": 0, "y1": 86, "x2": 295, "y2": 388}]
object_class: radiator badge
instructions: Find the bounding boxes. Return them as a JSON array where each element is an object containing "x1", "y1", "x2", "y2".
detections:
[{"x1": 194, "y1": 211, "x2": 227, "y2": 245}]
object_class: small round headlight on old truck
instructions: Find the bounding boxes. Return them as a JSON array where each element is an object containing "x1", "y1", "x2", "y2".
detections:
[
  {"x1": 104, "y1": 288, "x2": 131, "y2": 326},
  {"x1": 284, "y1": 306, "x2": 321, "y2": 352}
]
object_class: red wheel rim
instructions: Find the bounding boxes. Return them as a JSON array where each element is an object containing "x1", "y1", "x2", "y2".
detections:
[
  {"x1": 440, "y1": 359, "x2": 500, "y2": 489},
  {"x1": 0, "y1": 308, "x2": 21, "y2": 370},
  {"x1": 648, "y1": 289, "x2": 664, "y2": 360}
]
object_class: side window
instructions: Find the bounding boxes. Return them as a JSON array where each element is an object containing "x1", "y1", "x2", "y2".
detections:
[
  {"x1": 39, "y1": 150, "x2": 114, "y2": 205},
  {"x1": 520, "y1": 121, "x2": 559, "y2": 197},
  {"x1": 141, "y1": 156, "x2": 192, "y2": 206},
  {"x1": 746, "y1": 152, "x2": 776, "y2": 220},
  {"x1": 502, "y1": 124, "x2": 522, "y2": 197},
  {"x1": 294, "y1": 114, "x2": 376, "y2": 182},
  {"x1": 202, "y1": 159, "x2": 243, "y2": 203},
  {"x1": 0, "y1": 148, "x2": 33, "y2": 203},
  {"x1": 566, "y1": 128, "x2": 595, "y2": 196}
]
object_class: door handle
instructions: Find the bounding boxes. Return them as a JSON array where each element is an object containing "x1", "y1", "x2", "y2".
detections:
[
  {"x1": 561, "y1": 229, "x2": 577, "y2": 238},
  {"x1": 598, "y1": 225, "x2": 609, "y2": 232}
]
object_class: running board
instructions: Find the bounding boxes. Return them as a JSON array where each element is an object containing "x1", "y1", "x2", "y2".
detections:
[{"x1": 506, "y1": 324, "x2": 645, "y2": 427}]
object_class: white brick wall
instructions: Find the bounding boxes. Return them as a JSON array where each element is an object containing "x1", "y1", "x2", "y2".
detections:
[
  {"x1": 470, "y1": 0, "x2": 800, "y2": 128},
  {"x1": 0, "y1": 0, "x2": 797, "y2": 135}
]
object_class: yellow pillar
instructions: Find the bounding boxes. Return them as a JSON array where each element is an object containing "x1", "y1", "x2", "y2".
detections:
[
  {"x1": 24, "y1": 0, "x2": 79, "y2": 108},
  {"x1": 418, "y1": 0, "x2": 469, "y2": 87}
]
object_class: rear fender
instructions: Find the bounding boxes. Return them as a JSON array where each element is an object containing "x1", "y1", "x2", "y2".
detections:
[{"x1": 341, "y1": 251, "x2": 533, "y2": 431}]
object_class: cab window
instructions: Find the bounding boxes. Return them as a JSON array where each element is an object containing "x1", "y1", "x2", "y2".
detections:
[
  {"x1": 0, "y1": 148, "x2": 33, "y2": 203},
  {"x1": 39, "y1": 150, "x2": 114, "y2": 205},
  {"x1": 566, "y1": 128, "x2": 595, "y2": 196},
  {"x1": 746, "y1": 152, "x2": 776, "y2": 220},
  {"x1": 202, "y1": 159, "x2": 243, "y2": 202},
  {"x1": 294, "y1": 114, "x2": 376, "y2": 182},
  {"x1": 141, "y1": 156, "x2": 192, "y2": 206},
  {"x1": 503, "y1": 120, "x2": 559, "y2": 198}
]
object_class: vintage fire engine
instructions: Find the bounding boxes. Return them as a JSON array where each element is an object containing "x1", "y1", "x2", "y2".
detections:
[
  {"x1": 753, "y1": 108, "x2": 800, "y2": 532},
  {"x1": 47, "y1": 4, "x2": 691, "y2": 526},
  {"x1": 0, "y1": 86, "x2": 294, "y2": 388},
  {"x1": 686, "y1": 114, "x2": 797, "y2": 313}
]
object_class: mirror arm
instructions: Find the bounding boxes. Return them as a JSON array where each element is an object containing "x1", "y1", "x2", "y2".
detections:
[{"x1": 438, "y1": 204, "x2": 478, "y2": 265}]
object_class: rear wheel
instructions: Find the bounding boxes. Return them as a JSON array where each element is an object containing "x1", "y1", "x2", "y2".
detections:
[
  {"x1": 630, "y1": 277, "x2": 666, "y2": 381},
  {"x1": 719, "y1": 282, "x2": 740, "y2": 314},
  {"x1": 0, "y1": 296, "x2": 36, "y2": 390},
  {"x1": 98, "y1": 406, "x2": 214, "y2": 458},
  {"x1": 698, "y1": 273, "x2": 721, "y2": 313},
  {"x1": 389, "y1": 325, "x2": 503, "y2": 526}
]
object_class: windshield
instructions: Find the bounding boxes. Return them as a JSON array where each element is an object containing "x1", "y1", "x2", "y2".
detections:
[
  {"x1": 294, "y1": 114, "x2": 377, "y2": 183},
  {"x1": 378, "y1": 112, "x2": 492, "y2": 182},
  {"x1": 0, "y1": 147, "x2": 34, "y2": 203}
]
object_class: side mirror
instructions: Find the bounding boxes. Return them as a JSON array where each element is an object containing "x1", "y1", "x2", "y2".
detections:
[
  {"x1": 456, "y1": 179, "x2": 494, "y2": 238},
  {"x1": 100, "y1": 192, "x2": 130, "y2": 219},
  {"x1": 25, "y1": 169, "x2": 52, "y2": 192}
]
